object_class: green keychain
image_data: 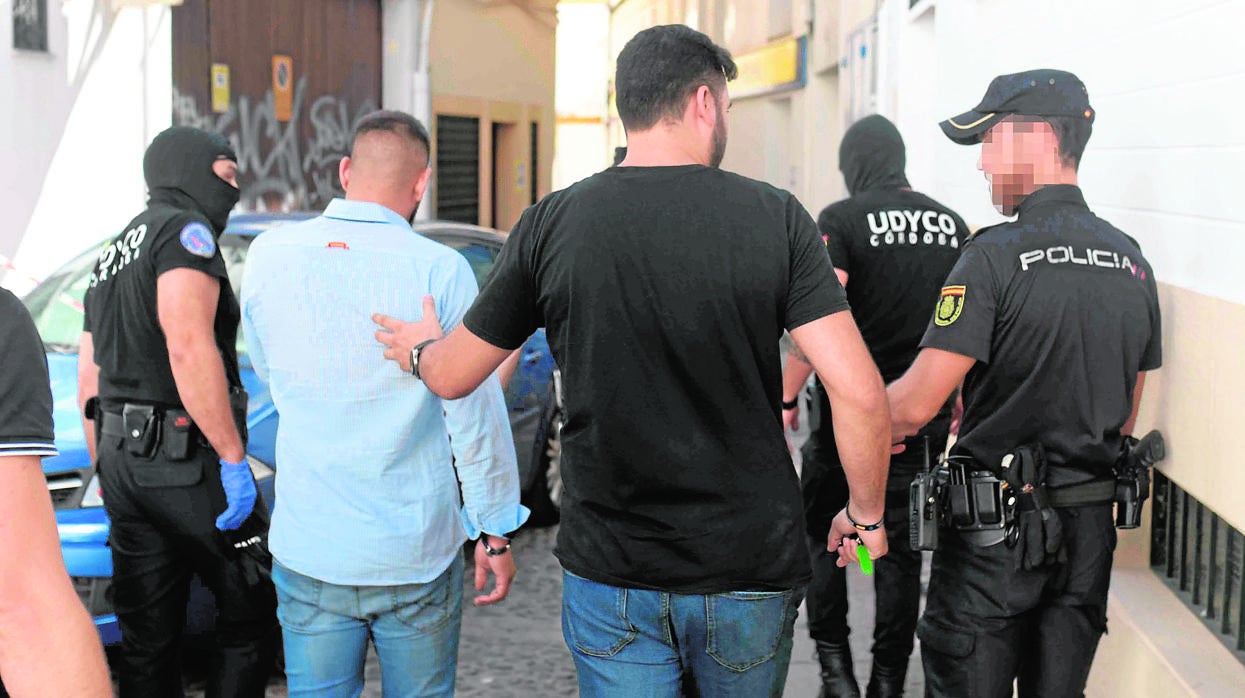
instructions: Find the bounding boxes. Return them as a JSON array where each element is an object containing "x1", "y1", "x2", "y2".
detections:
[{"x1": 858, "y1": 544, "x2": 874, "y2": 576}]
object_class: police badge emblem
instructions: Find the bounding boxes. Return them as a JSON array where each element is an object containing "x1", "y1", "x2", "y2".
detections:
[
  {"x1": 934, "y1": 285, "x2": 965, "y2": 326},
  {"x1": 180, "y1": 221, "x2": 217, "y2": 258}
]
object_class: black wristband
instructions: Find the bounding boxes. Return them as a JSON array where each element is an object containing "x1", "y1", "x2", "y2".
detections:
[
  {"x1": 781, "y1": 397, "x2": 799, "y2": 410},
  {"x1": 846, "y1": 504, "x2": 883, "y2": 532},
  {"x1": 480, "y1": 536, "x2": 511, "y2": 556}
]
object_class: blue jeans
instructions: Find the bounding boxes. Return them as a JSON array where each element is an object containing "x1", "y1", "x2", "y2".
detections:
[
  {"x1": 562, "y1": 571, "x2": 805, "y2": 697},
  {"x1": 273, "y1": 557, "x2": 464, "y2": 698}
]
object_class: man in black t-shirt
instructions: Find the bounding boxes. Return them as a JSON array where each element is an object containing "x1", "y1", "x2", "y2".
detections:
[
  {"x1": 374, "y1": 24, "x2": 892, "y2": 697},
  {"x1": 0, "y1": 290, "x2": 111, "y2": 697},
  {"x1": 887, "y1": 70, "x2": 1162, "y2": 696},
  {"x1": 781, "y1": 115, "x2": 966, "y2": 697},
  {"x1": 79, "y1": 127, "x2": 276, "y2": 696}
]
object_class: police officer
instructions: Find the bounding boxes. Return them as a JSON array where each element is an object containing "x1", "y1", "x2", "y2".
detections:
[
  {"x1": 782, "y1": 115, "x2": 967, "y2": 697},
  {"x1": 883, "y1": 70, "x2": 1162, "y2": 696},
  {"x1": 78, "y1": 126, "x2": 276, "y2": 697}
]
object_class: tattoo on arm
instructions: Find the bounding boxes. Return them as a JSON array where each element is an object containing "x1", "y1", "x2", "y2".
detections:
[{"x1": 789, "y1": 343, "x2": 809, "y2": 363}]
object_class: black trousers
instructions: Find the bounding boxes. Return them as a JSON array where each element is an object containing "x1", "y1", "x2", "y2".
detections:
[
  {"x1": 97, "y1": 427, "x2": 277, "y2": 698},
  {"x1": 800, "y1": 435, "x2": 924, "y2": 671},
  {"x1": 918, "y1": 505, "x2": 1116, "y2": 698}
]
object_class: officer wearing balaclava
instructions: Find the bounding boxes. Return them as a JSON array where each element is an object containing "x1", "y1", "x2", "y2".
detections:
[
  {"x1": 779, "y1": 115, "x2": 968, "y2": 698},
  {"x1": 79, "y1": 126, "x2": 276, "y2": 697}
]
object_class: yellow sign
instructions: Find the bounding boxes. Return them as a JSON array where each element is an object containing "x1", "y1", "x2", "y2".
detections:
[
  {"x1": 934, "y1": 285, "x2": 966, "y2": 327},
  {"x1": 210, "y1": 63, "x2": 230, "y2": 113},
  {"x1": 731, "y1": 36, "x2": 807, "y2": 100},
  {"x1": 272, "y1": 55, "x2": 294, "y2": 123}
]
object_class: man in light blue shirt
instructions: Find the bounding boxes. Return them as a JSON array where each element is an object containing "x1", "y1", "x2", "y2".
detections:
[{"x1": 240, "y1": 110, "x2": 528, "y2": 698}]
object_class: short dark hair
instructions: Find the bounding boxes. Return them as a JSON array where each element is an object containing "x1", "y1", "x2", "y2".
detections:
[
  {"x1": 615, "y1": 25, "x2": 738, "y2": 132},
  {"x1": 1043, "y1": 115, "x2": 1091, "y2": 168},
  {"x1": 1003, "y1": 113, "x2": 1091, "y2": 169},
  {"x1": 352, "y1": 110, "x2": 432, "y2": 162}
]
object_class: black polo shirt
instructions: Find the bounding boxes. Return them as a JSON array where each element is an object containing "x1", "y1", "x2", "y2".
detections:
[
  {"x1": 0, "y1": 289, "x2": 58, "y2": 459},
  {"x1": 464, "y1": 165, "x2": 849, "y2": 593},
  {"x1": 920, "y1": 185, "x2": 1162, "y2": 485}
]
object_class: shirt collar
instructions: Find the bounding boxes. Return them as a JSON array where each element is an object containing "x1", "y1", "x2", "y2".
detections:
[
  {"x1": 1016, "y1": 184, "x2": 1088, "y2": 216},
  {"x1": 323, "y1": 198, "x2": 412, "y2": 228}
]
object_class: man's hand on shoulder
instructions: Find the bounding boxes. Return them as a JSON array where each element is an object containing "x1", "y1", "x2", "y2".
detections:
[
  {"x1": 373, "y1": 294, "x2": 444, "y2": 373},
  {"x1": 473, "y1": 535, "x2": 517, "y2": 606}
]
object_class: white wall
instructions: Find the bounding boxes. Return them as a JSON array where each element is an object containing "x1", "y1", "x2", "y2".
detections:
[
  {"x1": 2, "y1": 1, "x2": 171, "y2": 296},
  {"x1": 553, "y1": 1, "x2": 611, "y2": 190},
  {"x1": 878, "y1": 0, "x2": 1245, "y2": 305}
]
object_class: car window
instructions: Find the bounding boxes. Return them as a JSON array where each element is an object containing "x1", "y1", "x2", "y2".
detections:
[
  {"x1": 23, "y1": 237, "x2": 254, "y2": 358},
  {"x1": 428, "y1": 239, "x2": 498, "y2": 290},
  {"x1": 22, "y1": 245, "x2": 102, "y2": 353}
]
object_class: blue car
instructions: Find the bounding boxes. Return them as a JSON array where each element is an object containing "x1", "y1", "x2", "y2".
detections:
[{"x1": 21, "y1": 213, "x2": 564, "y2": 645}]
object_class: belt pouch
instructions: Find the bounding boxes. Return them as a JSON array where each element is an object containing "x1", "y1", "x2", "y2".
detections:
[
  {"x1": 123, "y1": 404, "x2": 159, "y2": 458},
  {"x1": 163, "y1": 409, "x2": 194, "y2": 461}
]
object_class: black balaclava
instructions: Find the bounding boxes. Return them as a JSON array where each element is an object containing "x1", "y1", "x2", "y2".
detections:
[
  {"x1": 143, "y1": 126, "x2": 240, "y2": 233},
  {"x1": 838, "y1": 114, "x2": 910, "y2": 196}
]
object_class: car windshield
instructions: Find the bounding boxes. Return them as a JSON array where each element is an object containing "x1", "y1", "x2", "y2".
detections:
[
  {"x1": 23, "y1": 237, "x2": 253, "y2": 356},
  {"x1": 22, "y1": 226, "x2": 499, "y2": 357}
]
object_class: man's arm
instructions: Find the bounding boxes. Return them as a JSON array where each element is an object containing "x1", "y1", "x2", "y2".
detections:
[
  {"x1": 781, "y1": 346, "x2": 814, "y2": 433},
  {"x1": 77, "y1": 332, "x2": 100, "y2": 464},
  {"x1": 781, "y1": 268, "x2": 848, "y2": 433},
  {"x1": 887, "y1": 348, "x2": 976, "y2": 444},
  {"x1": 1122, "y1": 372, "x2": 1147, "y2": 436},
  {"x1": 158, "y1": 268, "x2": 244, "y2": 463},
  {"x1": 443, "y1": 373, "x2": 529, "y2": 606},
  {"x1": 497, "y1": 348, "x2": 522, "y2": 392},
  {"x1": 790, "y1": 310, "x2": 891, "y2": 563},
  {"x1": 373, "y1": 295, "x2": 513, "y2": 400},
  {"x1": 0, "y1": 455, "x2": 111, "y2": 696}
]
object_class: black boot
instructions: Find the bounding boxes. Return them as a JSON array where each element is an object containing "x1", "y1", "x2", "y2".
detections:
[
  {"x1": 815, "y1": 640, "x2": 860, "y2": 698},
  {"x1": 865, "y1": 660, "x2": 908, "y2": 698}
]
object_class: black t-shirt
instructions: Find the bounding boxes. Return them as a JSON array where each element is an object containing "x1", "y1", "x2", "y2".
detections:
[
  {"x1": 83, "y1": 200, "x2": 242, "y2": 406},
  {"x1": 0, "y1": 289, "x2": 58, "y2": 459},
  {"x1": 920, "y1": 185, "x2": 1162, "y2": 485},
  {"x1": 463, "y1": 165, "x2": 849, "y2": 593},
  {"x1": 809, "y1": 188, "x2": 967, "y2": 471},
  {"x1": 822, "y1": 189, "x2": 968, "y2": 382}
]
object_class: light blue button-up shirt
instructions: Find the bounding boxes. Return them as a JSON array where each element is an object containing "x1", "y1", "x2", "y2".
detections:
[{"x1": 240, "y1": 199, "x2": 528, "y2": 585}]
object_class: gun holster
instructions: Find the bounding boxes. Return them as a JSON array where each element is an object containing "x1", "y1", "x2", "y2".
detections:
[{"x1": 1115, "y1": 430, "x2": 1167, "y2": 529}]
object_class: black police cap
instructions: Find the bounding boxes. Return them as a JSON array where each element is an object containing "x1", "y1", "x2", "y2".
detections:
[{"x1": 939, "y1": 69, "x2": 1094, "y2": 145}]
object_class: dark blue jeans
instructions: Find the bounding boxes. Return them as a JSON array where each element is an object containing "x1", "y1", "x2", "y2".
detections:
[{"x1": 561, "y1": 571, "x2": 805, "y2": 697}]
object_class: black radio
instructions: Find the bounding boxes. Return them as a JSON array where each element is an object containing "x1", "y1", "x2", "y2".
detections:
[{"x1": 909, "y1": 436, "x2": 945, "y2": 551}]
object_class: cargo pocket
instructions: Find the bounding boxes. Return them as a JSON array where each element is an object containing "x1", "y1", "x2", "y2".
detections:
[
  {"x1": 562, "y1": 572, "x2": 637, "y2": 658},
  {"x1": 916, "y1": 617, "x2": 976, "y2": 695},
  {"x1": 130, "y1": 457, "x2": 204, "y2": 488},
  {"x1": 706, "y1": 590, "x2": 791, "y2": 672}
]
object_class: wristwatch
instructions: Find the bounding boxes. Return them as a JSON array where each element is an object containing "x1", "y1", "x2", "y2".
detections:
[
  {"x1": 781, "y1": 397, "x2": 799, "y2": 410},
  {"x1": 480, "y1": 536, "x2": 512, "y2": 557},
  {"x1": 409, "y1": 339, "x2": 437, "y2": 380}
]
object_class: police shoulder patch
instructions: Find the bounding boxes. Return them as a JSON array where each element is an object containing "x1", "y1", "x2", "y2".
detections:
[
  {"x1": 179, "y1": 221, "x2": 216, "y2": 258},
  {"x1": 934, "y1": 285, "x2": 966, "y2": 327}
]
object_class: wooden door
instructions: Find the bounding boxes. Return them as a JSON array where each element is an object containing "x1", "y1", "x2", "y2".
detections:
[{"x1": 171, "y1": 0, "x2": 382, "y2": 212}]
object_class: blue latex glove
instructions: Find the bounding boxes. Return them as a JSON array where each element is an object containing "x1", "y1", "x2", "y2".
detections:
[{"x1": 216, "y1": 458, "x2": 257, "y2": 531}]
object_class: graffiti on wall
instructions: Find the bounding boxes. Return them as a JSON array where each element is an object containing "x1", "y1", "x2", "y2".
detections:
[{"x1": 173, "y1": 76, "x2": 377, "y2": 212}]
